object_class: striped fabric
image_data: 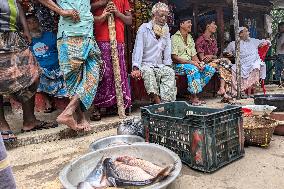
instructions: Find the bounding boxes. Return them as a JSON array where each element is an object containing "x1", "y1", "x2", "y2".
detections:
[{"x1": 0, "y1": 0, "x2": 19, "y2": 32}]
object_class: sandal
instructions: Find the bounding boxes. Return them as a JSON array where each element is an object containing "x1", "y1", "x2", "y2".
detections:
[
  {"x1": 90, "y1": 112, "x2": 101, "y2": 121},
  {"x1": 221, "y1": 97, "x2": 231, "y2": 103},
  {"x1": 1, "y1": 130, "x2": 17, "y2": 142},
  {"x1": 21, "y1": 121, "x2": 58, "y2": 133},
  {"x1": 44, "y1": 107, "x2": 56, "y2": 113}
]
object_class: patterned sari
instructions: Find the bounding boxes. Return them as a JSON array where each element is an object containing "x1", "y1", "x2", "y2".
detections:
[
  {"x1": 0, "y1": 32, "x2": 39, "y2": 102},
  {"x1": 57, "y1": 36, "x2": 102, "y2": 110}
]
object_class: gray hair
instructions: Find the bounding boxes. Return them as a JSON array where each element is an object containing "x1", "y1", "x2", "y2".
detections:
[{"x1": 151, "y1": 2, "x2": 169, "y2": 15}]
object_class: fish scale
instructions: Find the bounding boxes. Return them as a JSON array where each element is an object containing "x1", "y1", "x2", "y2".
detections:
[
  {"x1": 116, "y1": 156, "x2": 163, "y2": 177},
  {"x1": 113, "y1": 161, "x2": 154, "y2": 181}
]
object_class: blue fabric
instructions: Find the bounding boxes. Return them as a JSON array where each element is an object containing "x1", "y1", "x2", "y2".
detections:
[
  {"x1": 37, "y1": 67, "x2": 68, "y2": 97},
  {"x1": 30, "y1": 32, "x2": 59, "y2": 70},
  {"x1": 57, "y1": 0, "x2": 93, "y2": 38},
  {"x1": 275, "y1": 54, "x2": 284, "y2": 80},
  {"x1": 176, "y1": 64, "x2": 215, "y2": 94},
  {"x1": 57, "y1": 36, "x2": 101, "y2": 110}
]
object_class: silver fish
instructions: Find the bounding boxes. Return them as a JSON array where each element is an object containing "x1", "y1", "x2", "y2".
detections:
[
  {"x1": 77, "y1": 157, "x2": 108, "y2": 189},
  {"x1": 104, "y1": 158, "x2": 174, "y2": 187},
  {"x1": 116, "y1": 156, "x2": 163, "y2": 177}
]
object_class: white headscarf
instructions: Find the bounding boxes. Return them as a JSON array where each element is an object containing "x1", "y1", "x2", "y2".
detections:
[
  {"x1": 151, "y1": 2, "x2": 169, "y2": 15},
  {"x1": 238, "y1": 27, "x2": 246, "y2": 34}
]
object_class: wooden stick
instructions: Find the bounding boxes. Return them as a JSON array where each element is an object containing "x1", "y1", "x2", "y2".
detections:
[
  {"x1": 107, "y1": 7, "x2": 126, "y2": 119},
  {"x1": 233, "y1": 0, "x2": 241, "y2": 99}
]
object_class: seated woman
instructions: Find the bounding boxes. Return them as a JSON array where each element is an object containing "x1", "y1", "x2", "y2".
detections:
[
  {"x1": 224, "y1": 27, "x2": 270, "y2": 97},
  {"x1": 26, "y1": 14, "x2": 68, "y2": 113},
  {"x1": 171, "y1": 16, "x2": 215, "y2": 105},
  {"x1": 196, "y1": 19, "x2": 232, "y2": 101}
]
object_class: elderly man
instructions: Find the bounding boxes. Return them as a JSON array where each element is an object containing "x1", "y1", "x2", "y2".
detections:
[
  {"x1": 224, "y1": 27, "x2": 270, "y2": 97},
  {"x1": 131, "y1": 2, "x2": 176, "y2": 104},
  {"x1": 37, "y1": 0, "x2": 102, "y2": 131}
]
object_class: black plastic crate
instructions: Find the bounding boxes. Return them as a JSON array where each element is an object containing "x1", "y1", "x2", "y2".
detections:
[{"x1": 141, "y1": 101, "x2": 244, "y2": 173}]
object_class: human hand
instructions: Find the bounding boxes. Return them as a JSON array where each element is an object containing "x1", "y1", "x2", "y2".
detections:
[
  {"x1": 203, "y1": 55, "x2": 214, "y2": 62},
  {"x1": 131, "y1": 70, "x2": 142, "y2": 80},
  {"x1": 23, "y1": 31, "x2": 32, "y2": 44},
  {"x1": 192, "y1": 61, "x2": 204, "y2": 71},
  {"x1": 259, "y1": 41, "x2": 269, "y2": 48},
  {"x1": 60, "y1": 9, "x2": 80, "y2": 22},
  {"x1": 101, "y1": 7, "x2": 111, "y2": 19},
  {"x1": 106, "y1": 2, "x2": 120, "y2": 16}
]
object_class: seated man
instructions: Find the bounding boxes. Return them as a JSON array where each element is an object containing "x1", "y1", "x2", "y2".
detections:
[
  {"x1": 131, "y1": 2, "x2": 176, "y2": 104},
  {"x1": 196, "y1": 19, "x2": 232, "y2": 101},
  {"x1": 171, "y1": 16, "x2": 215, "y2": 105},
  {"x1": 27, "y1": 14, "x2": 68, "y2": 113},
  {"x1": 224, "y1": 27, "x2": 270, "y2": 97}
]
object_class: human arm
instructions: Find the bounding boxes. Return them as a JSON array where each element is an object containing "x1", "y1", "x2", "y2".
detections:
[
  {"x1": 131, "y1": 27, "x2": 145, "y2": 79},
  {"x1": 223, "y1": 41, "x2": 235, "y2": 56},
  {"x1": 107, "y1": 2, "x2": 132, "y2": 25},
  {"x1": 36, "y1": 0, "x2": 80, "y2": 22},
  {"x1": 195, "y1": 36, "x2": 217, "y2": 62},
  {"x1": 91, "y1": 0, "x2": 109, "y2": 11},
  {"x1": 251, "y1": 38, "x2": 271, "y2": 48},
  {"x1": 163, "y1": 32, "x2": 172, "y2": 66},
  {"x1": 16, "y1": 1, "x2": 31, "y2": 43}
]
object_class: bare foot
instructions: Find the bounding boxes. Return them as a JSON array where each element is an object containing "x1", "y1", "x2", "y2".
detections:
[
  {"x1": 217, "y1": 88, "x2": 226, "y2": 95},
  {"x1": 56, "y1": 113, "x2": 81, "y2": 131},
  {"x1": 78, "y1": 120, "x2": 91, "y2": 131}
]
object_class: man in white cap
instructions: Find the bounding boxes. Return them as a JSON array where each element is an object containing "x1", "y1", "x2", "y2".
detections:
[
  {"x1": 224, "y1": 26, "x2": 270, "y2": 97},
  {"x1": 131, "y1": 2, "x2": 176, "y2": 104}
]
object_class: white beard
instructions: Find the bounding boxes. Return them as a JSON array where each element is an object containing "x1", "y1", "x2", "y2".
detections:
[{"x1": 152, "y1": 20, "x2": 168, "y2": 37}]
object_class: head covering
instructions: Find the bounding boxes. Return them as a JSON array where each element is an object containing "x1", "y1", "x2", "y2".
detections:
[
  {"x1": 151, "y1": 2, "x2": 169, "y2": 15},
  {"x1": 238, "y1": 27, "x2": 246, "y2": 34}
]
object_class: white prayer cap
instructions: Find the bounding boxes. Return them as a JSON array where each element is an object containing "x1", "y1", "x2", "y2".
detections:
[
  {"x1": 238, "y1": 27, "x2": 246, "y2": 33},
  {"x1": 152, "y1": 2, "x2": 169, "y2": 14}
]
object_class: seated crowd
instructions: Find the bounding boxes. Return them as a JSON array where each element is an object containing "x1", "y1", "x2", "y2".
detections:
[{"x1": 0, "y1": 1, "x2": 271, "y2": 142}]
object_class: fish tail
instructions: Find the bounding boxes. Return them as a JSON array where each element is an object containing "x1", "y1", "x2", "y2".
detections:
[{"x1": 152, "y1": 164, "x2": 175, "y2": 183}]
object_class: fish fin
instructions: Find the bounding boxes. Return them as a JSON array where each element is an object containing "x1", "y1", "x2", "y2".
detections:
[
  {"x1": 107, "y1": 176, "x2": 117, "y2": 187},
  {"x1": 152, "y1": 164, "x2": 175, "y2": 183}
]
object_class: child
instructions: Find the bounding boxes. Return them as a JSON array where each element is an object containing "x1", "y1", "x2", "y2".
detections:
[{"x1": 26, "y1": 14, "x2": 67, "y2": 113}]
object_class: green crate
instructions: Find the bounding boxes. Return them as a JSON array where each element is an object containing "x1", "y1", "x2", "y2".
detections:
[{"x1": 141, "y1": 101, "x2": 245, "y2": 173}]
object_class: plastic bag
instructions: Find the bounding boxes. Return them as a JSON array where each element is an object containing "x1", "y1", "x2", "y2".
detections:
[{"x1": 117, "y1": 117, "x2": 145, "y2": 138}]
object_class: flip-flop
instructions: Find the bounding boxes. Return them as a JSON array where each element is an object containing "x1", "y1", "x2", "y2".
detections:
[
  {"x1": 1, "y1": 130, "x2": 17, "y2": 142},
  {"x1": 90, "y1": 113, "x2": 101, "y2": 121},
  {"x1": 21, "y1": 121, "x2": 58, "y2": 133}
]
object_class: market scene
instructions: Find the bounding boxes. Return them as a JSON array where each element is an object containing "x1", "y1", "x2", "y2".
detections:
[{"x1": 0, "y1": 0, "x2": 284, "y2": 188}]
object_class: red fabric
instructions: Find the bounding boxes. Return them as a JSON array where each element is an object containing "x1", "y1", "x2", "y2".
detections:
[
  {"x1": 195, "y1": 34, "x2": 218, "y2": 56},
  {"x1": 258, "y1": 44, "x2": 270, "y2": 61},
  {"x1": 92, "y1": 0, "x2": 131, "y2": 43},
  {"x1": 258, "y1": 44, "x2": 269, "y2": 95}
]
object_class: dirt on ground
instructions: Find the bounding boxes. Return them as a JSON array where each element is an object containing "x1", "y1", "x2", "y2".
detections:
[
  {"x1": 6, "y1": 129, "x2": 284, "y2": 189},
  {"x1": 4, "y1": 94, "x2": 284, "y2": 189}
]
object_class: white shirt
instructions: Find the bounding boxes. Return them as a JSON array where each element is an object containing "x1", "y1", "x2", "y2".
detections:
[
  {"x1": 224, "y1": 38, "x2": 270, "y2": 79},
  {"x1": 132, "y1": 21, "x2": 172, "y2": 69},
  {"x1": 276, "y1": 33, "x2": 284, "y2": 55}
]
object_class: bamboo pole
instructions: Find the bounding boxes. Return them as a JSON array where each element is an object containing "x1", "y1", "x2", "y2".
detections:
[
  {"x1": 233, "y1": 0, "x2": 241, "y2": 99},
  {"x1": 107, "y1": 4, "x2": 126, "y2": 119}
]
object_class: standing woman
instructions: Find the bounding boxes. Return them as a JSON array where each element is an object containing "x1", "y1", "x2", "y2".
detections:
[{"x1": 0, "y1": 0, "x2": 56, "y2": 141}]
